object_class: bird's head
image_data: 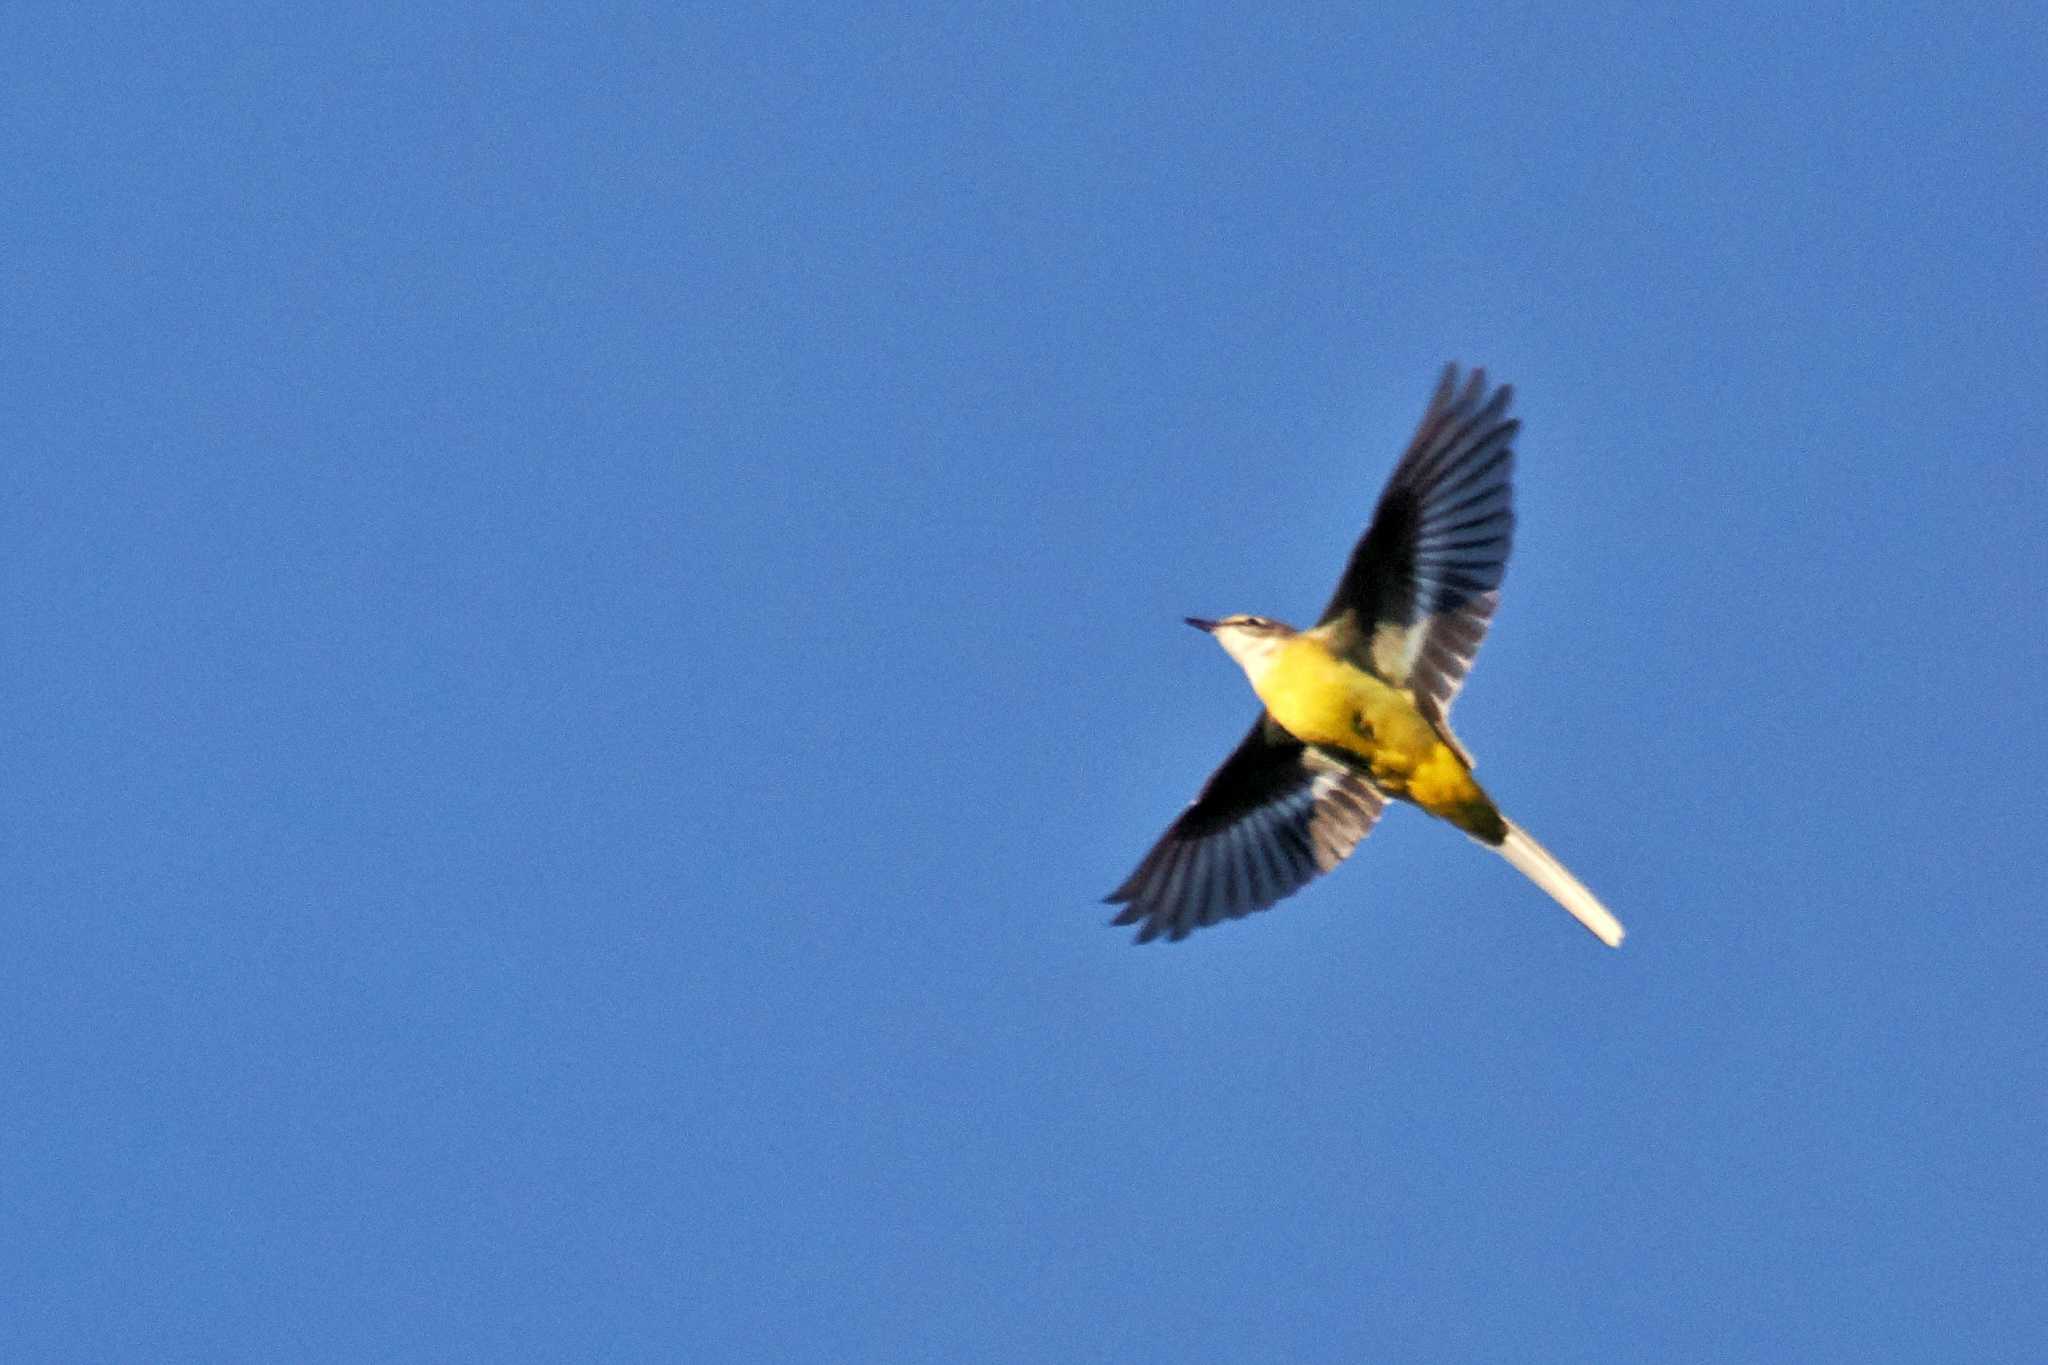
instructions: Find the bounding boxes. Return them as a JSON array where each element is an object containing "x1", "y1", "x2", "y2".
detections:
[{"x1": 1185, "y1": 614, "x2": 1297, "y2": 676}]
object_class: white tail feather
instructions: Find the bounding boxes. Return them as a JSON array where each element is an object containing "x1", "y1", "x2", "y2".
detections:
[{"x1": 1494, "y1": 821, "x2": 1625, "y2": 947}]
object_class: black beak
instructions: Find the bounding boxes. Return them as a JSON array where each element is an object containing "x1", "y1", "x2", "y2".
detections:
[{"x1": 1184, "y1": 617, "x2": 1219, "y2": 633}]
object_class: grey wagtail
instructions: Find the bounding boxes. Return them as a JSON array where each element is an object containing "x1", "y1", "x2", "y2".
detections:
[{"x1": 1106, "y1": 364, "x2": 1624, "y2": 947}]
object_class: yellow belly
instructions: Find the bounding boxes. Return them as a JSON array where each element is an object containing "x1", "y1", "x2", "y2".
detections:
[{"x1": 1252, "y1": 635, "x2": 1506, "y2": 842}]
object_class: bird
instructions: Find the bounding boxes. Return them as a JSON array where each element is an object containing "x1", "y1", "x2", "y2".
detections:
[{"x1": 1105, "y1": 364, "x2": 1625, "y2": 948}]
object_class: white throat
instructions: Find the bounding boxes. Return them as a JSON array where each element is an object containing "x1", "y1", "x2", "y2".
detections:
[{"x1": 1215, "y1": 628, "x2": 1286, "y2": 684}]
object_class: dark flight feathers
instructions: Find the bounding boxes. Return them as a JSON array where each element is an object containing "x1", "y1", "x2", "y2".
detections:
[
  {"x1": 1105, "y1": 720, "x2": 1386, "y2": 943},
  {"x1": 1317, "y1": 363, "x2": 1517, "y2": 720}
]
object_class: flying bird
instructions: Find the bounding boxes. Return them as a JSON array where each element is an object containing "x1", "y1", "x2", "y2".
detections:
[{"x1": 1106, "y1": 365, "x2": 1625, "y2": 947}]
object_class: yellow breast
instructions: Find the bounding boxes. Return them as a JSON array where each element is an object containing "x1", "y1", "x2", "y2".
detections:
[
  {"x1": 1249, "y1": 633, "x2": 1504, "y2": 840},
  {"x1": 1251, "y1": 637, "x2": 1419, "y2": 753},
  {"x1": 1250, "y1": 637, "x2": 1367, "y2": 751}
]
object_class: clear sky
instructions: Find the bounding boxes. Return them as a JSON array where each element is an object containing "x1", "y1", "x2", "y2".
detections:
[{"x1": 6, "y1": 4, "x2": 2045, "y2": 1361}]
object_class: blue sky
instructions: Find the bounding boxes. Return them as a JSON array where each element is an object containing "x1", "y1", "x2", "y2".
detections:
[{"x1": 6, "y1": 4, "x2": 2045, "y2": 1360}]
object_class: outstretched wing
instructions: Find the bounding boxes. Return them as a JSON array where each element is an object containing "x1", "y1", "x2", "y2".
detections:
[
  {"x1": 1105, "y1": 716, "x2": 1386, "y2": 944},
  {"x1": 1316, "y1": 364, "x2": 1517, "y2": 720}
]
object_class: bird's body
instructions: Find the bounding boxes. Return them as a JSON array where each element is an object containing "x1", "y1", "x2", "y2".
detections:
[
  {"x1": 1244, "y1": 626, "x2": 1504, "y2": 842},
  {"x1": 1106, "y1": 365, "x2": 1625, "y2": 948}
]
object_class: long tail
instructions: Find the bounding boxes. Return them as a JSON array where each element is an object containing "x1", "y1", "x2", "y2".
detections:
[{"x1": 1494, "y1": 820, "x2": 1625, "y2": 947}]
